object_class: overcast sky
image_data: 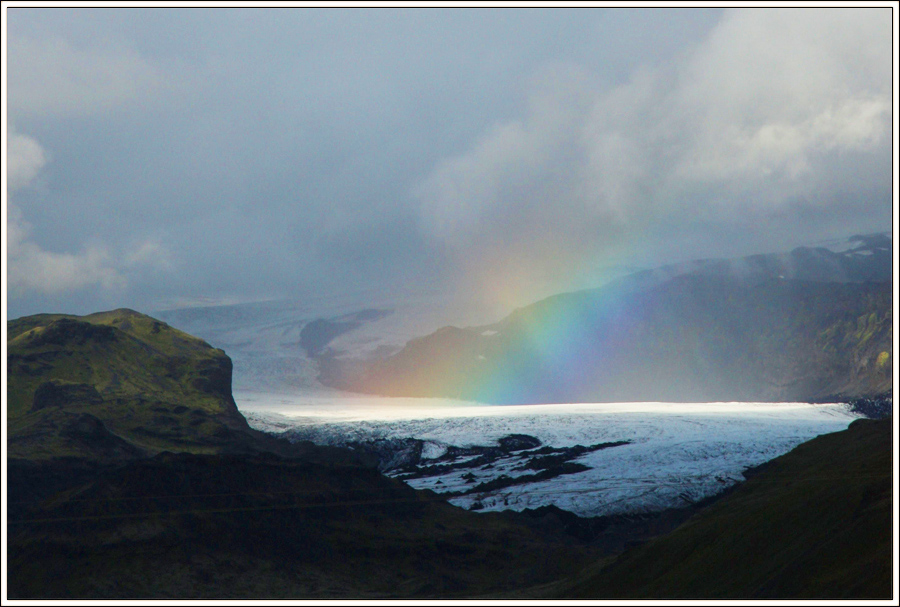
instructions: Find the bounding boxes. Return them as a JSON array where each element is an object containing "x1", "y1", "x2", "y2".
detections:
[{"x1": 5, "y1": 7, "x2": 895, "y2": 320}]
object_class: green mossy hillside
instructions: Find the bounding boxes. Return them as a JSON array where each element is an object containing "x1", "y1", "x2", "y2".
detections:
[
  {"x1": 7, "y1": 309, "x2": 252, "y2": 461},
  {"x1": 554, "y1": 418, "x2": 892, "y2": 598}
]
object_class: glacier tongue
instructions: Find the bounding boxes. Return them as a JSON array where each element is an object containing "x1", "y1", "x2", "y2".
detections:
[{"x1": 238, "y1": 393, "x2": 862, "y2": 517}]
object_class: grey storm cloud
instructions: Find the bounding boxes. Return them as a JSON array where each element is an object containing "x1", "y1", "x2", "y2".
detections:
[
  {"x1": 414, "y1": 9, "x2": 892, "y2": 302},
  {"x1": 4, "y1": 7, "x2": 893, "y2": 318}
]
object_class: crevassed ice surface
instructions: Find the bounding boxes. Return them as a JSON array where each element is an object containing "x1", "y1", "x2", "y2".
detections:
[{"x1": 237, "y1": 391, "x2": 862, "y2": 517}]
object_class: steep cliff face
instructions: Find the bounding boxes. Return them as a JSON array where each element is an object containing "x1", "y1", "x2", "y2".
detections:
[
  {"x1": 337, "y1": 276, "x2": 891, "y2": 404},
  {"x1": 7, "y1": 308, "x2": 255, "y2": 461}
]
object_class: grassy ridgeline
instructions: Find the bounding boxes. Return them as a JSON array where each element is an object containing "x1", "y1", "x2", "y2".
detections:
[{"x1": 552, "y1": 418, "x2": 893, "y2": 599}]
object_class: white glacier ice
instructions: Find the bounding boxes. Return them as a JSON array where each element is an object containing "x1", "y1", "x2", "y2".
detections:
[{"x1": 237, "y1": 391, "x2": 862, "y2": 517}]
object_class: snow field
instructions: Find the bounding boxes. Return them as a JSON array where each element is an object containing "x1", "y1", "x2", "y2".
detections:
[{"x1": 237, "y1": 392, "x2": 862, "y2": 517}]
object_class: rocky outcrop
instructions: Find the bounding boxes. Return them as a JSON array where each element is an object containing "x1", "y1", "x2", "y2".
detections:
[
  {"x1": 32, "y1": 380, "x2": 103, "y2": 411},
  {"x1": 24, "y1": 318, "x2": 118, "y2": 347},
  {"x1": 7, "y1": 309, "x2": 260, "y2": 460}
]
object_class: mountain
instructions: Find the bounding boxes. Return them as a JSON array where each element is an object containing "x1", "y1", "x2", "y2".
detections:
[
  {"x1": 331, "y1": 235, "x2": 892, "y2": 404},
  {"x1": 547, "y1": 417, "x2": 892, "y2": 599},
  {"x1": 6, "y1": 308, "x2": 893, "y2": 598},
  {"x1": 149, "y1": 232, "x2": 892, "y2": 400},
  {"x1": 6, "y1": 308, "x2": 321, "y2": 463},
  {"x1": 154, "y1": 288, "x2": 499, "y2": 395},
  {"x1": 5, "y1": 309, "x2": 601, "y2": 598},
  {"x1": 617, "y1": 232, "x2": 892, "y2": 289}
]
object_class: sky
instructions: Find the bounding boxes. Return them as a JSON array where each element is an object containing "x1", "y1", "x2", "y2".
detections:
[{"x1": 4, "y1": 6, "x2": 896, "y2": 320}]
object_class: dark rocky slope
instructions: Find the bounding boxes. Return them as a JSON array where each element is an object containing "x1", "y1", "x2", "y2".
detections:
[
  {"x1": 7, "y1": 451, "x2": 597, "y2": 598},
  {"x1": 546, "y1": 417, "x2": 893, "y2": 599}
]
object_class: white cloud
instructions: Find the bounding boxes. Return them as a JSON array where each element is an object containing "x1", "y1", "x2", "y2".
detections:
[
  {"x1": 7, "y1": 204, "x2": 124, "y2": 295},
  {"x1": 7, "y1": 34, "x2": 164, "y2": 117},
  {"x1": 416, "y1": 63, "x2": 598, "y2": 244},
  {"x1": 413, "y1": 8, "x2": 892, "y2": 288},
  {"x1": 7, "y1": 130, "x2": 48, "y2": 192},
  {"x1": 6, "y1": 132, "x2": 169, "y2": 297},
  {"x1": 672, "y1": 10, "x2": 891, "y2": 192},
  {"x1": 124, "y1": 238, "x2": 171, "y2": 269}
]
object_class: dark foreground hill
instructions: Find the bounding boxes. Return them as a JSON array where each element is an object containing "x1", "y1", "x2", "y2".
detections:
[
  {"x1": 541, "y1": 417, "x2": 893, "y2": 599},
  {"x1": 7, "y1": 451, "x2": 598, "y2": 598},
  {"x1": 5, "y1": 310, "x2": 600, "y2": 598}
]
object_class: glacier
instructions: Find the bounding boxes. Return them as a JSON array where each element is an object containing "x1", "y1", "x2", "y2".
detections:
[{"x1": 237, "y1": 391, "x2": 862, "y2": 517}]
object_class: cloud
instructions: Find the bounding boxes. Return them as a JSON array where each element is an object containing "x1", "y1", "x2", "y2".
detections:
[
  {"x1": 670, "y1": 10, "x2": 891, "y2": 201},
  {"x1": 6, "y1": 131, "x2": 169, "y2": 297},
  {"x1": 416, "y1": 64, "x2": 600, "y2": 244},
  {"x1": 413, "y1": 9, "x2": 892, "y2": 303},
  {"x1": 7, "y1": 34, "x2": 165, "y2": 117},
  {"x1": 7, "y1": 130, "x2": 48, "y2": 192},
  {"x1": 7, "y1": 205, "x2": 123, "y2": 295},
  {"x1": 4, "y1": 9, "x2": 890, "y2": 319}
]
